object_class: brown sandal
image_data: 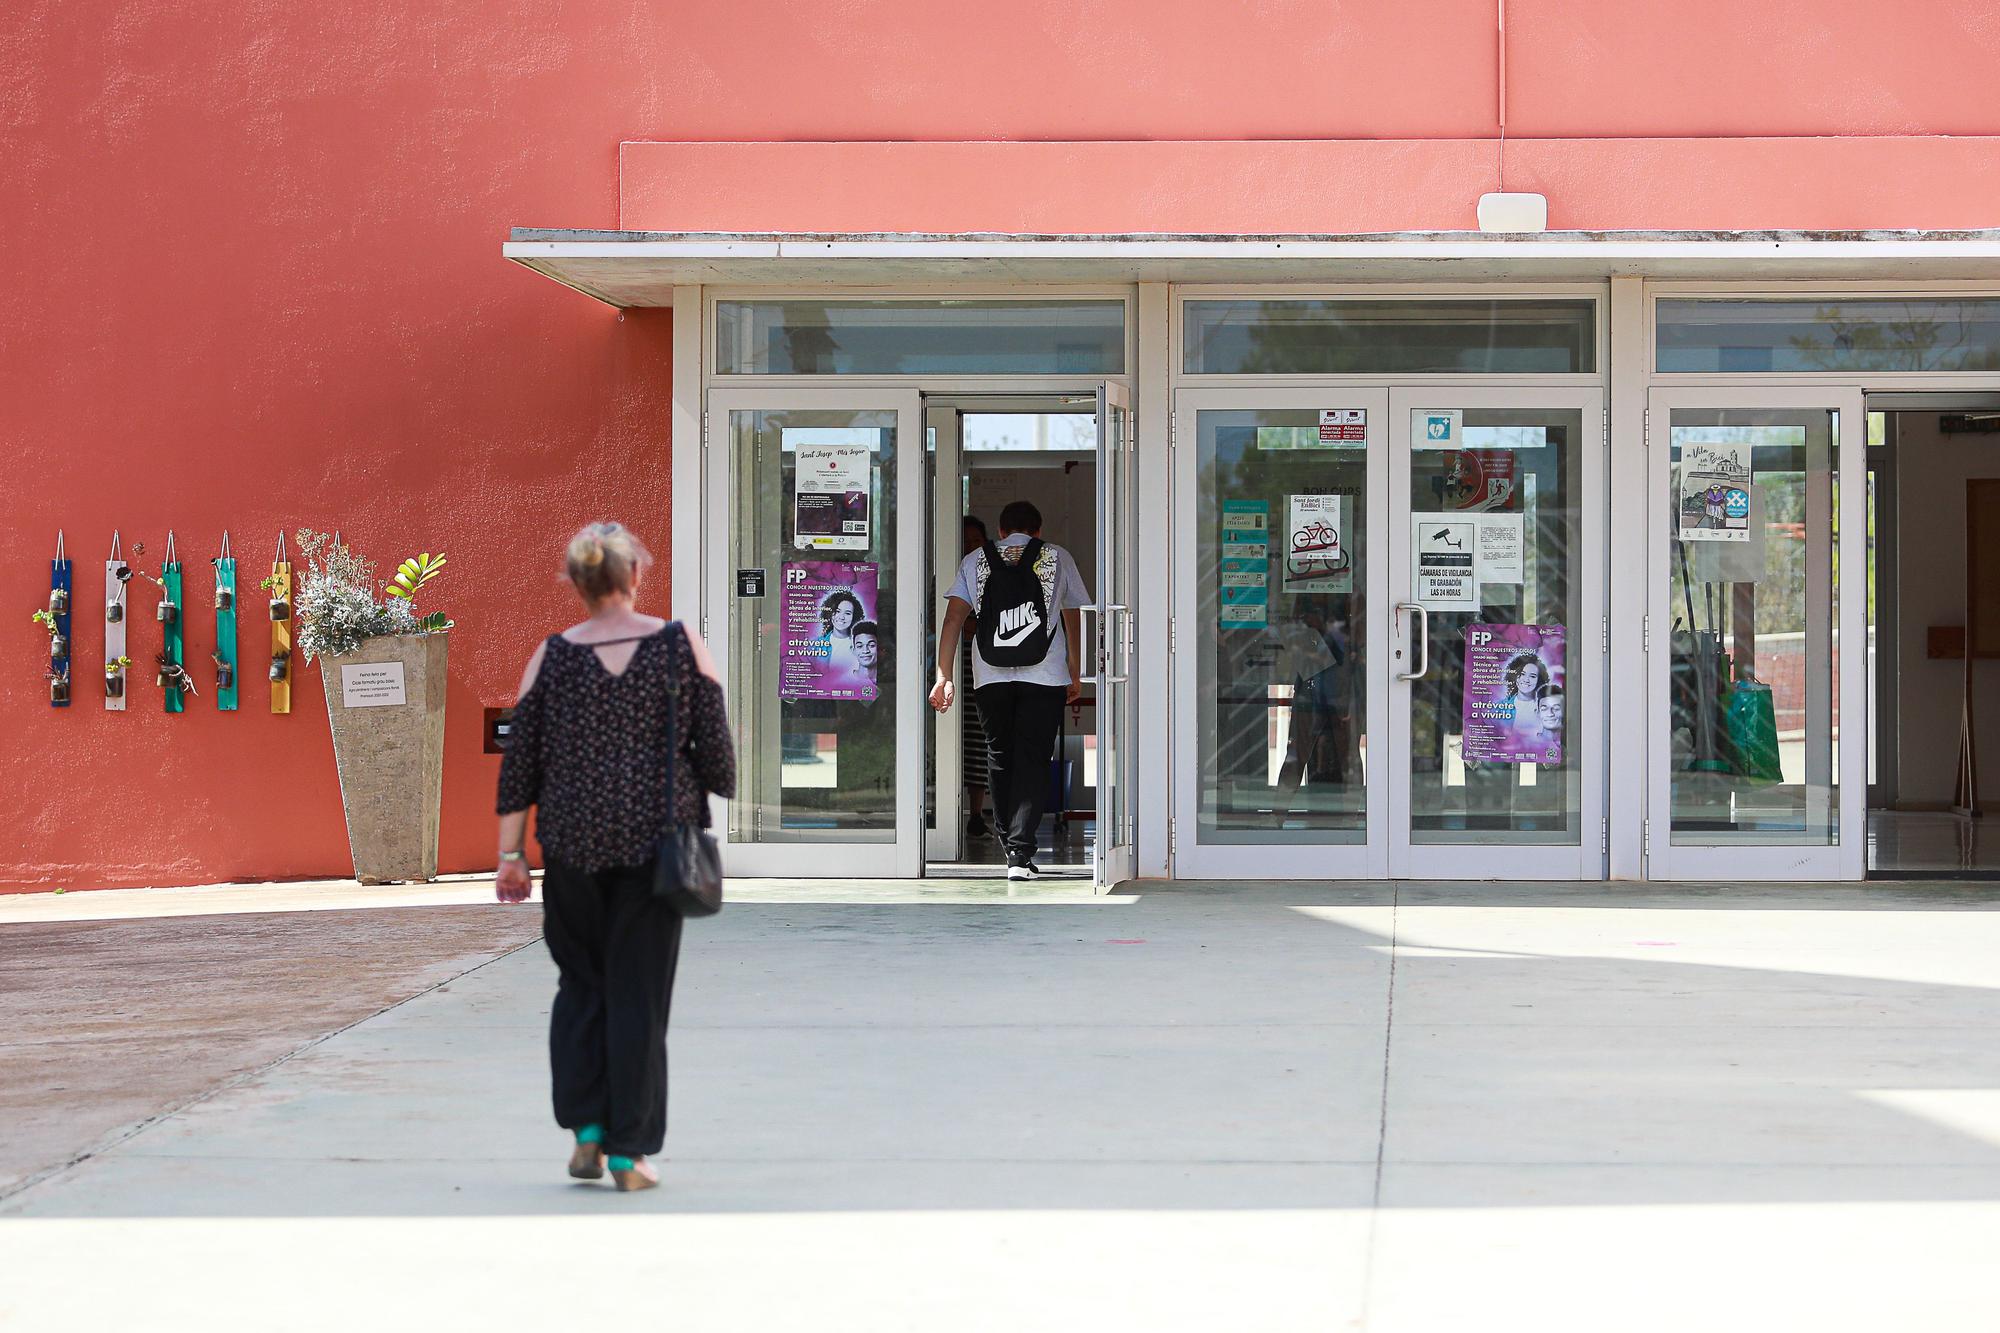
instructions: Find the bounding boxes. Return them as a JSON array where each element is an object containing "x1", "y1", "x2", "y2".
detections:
[{"x1": 568, "y1": 1140, "x2": 605, "y2": 1181}]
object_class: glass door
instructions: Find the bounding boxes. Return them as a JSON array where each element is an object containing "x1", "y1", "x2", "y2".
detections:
[
  {"x1": 1172, "y1": 388, "x2": 1391, "y2": 878},
  {"x1": 1387, "y1": 390, "x2": 1606, "y2": 879},
  {"x1": 1093, "y1": 383, "x2": 1136, "y2": 888},
  {"x1": 1645, "y1": 387, "x2": 1867, "y2": 880},
  {"x1": 706, "y1": 386, "x2": 926, "y2": 878}
]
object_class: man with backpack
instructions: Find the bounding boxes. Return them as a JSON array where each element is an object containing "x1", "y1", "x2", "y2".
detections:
[{"x1": 929, "y1": 500, "x2": 1089, "y2": 880}]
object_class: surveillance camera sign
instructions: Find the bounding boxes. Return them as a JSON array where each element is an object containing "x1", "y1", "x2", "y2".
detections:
[{"x1": 1412, "y1": 516, "x2": 1477, "y2": 609}]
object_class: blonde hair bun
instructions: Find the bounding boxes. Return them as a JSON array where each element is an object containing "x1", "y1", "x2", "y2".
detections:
[{"x1": 566, "y1": 522, "x2": 651, "y2": 603}]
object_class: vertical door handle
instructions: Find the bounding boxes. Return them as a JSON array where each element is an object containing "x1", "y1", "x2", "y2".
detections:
[
  {"x1": 1104, "y1": 604, "x2": 1130, "y2": 683},
  {"x1": 1077, "y1": 604, "x2": 1100, "y2": 684},
  {"x1": 1395, "y1": 602, "x2": 1430, "y2": 681}
]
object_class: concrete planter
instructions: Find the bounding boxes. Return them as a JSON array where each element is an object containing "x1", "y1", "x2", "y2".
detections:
[{"x1": 321, "y1": 633, "x2": 448, "y2": 884}]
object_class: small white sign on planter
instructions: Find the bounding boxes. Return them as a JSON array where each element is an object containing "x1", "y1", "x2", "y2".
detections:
[{"x1": 340, "y1": 661, "x2": 408, "y2": 708}]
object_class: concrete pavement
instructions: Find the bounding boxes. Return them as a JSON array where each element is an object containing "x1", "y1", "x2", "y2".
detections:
[{"x1": 4, "y1": 880, "x2": 2000, "y2": 1331}]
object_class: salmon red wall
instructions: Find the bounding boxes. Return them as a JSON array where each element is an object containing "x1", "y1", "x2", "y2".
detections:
[{"x1": 9, "y1": 0, "x2": 2000, "y2": 891}]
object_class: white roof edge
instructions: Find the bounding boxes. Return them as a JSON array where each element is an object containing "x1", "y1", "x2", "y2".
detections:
[{"x1": 504, "y1": 236, "x2": 2000, "y2": 262}]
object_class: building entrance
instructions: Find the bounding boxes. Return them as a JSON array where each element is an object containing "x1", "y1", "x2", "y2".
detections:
[
  {"x1": 1170, "y1": 386, "x2": 1606, "y2": 878},
  {"x1": 925, "y1": 390, "x2": 1136, "y2": 885},
  {"x1": 708, "y1": 381, "x2": 1134, "y2": 888},
  {"x1": 1863, "y1": 401, "x2": 2000, "y2": 877}
]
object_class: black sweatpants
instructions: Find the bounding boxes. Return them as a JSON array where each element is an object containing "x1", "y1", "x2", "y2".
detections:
[
  {"x1": 541, "y1": 859, "x2": 685, "y2": 1158},
  {"x1": 972, "y1": 681, "x2": 1067, "y2": 865}
]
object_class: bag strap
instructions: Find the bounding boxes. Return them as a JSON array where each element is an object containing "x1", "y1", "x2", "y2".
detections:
[{"x1": 661, "y1": 623, "x2": 683, "y2": 830}]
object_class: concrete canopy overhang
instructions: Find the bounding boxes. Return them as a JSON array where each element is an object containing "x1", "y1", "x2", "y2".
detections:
[{"x1": 504, "y1": 227, "x2": 2000, "y2": 308}]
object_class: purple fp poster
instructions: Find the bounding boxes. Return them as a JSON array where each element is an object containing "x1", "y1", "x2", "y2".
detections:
[
  {"x1": 1461, "y1": 622, "x2": 1565, "y2": 766},
  {"x1": 780, "y1": 561, "x2": 882, "y2": 701}
]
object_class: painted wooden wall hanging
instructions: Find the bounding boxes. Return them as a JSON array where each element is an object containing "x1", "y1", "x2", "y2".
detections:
[
  {"x1": 44, "y1": 531, "x2": 72, "y2": 707},
  {"x1": 160, "y1": 531, "x2": 188, "y2": 713},
  {"x1": 268, "y1": 531, "x2": 293, "y2": 714},
  {"x1": 105, "y1": 531, "x2": 129, "y2": 711},
  {"x1": 213, "y1": 530, "x2": 238, "y2": 711}
]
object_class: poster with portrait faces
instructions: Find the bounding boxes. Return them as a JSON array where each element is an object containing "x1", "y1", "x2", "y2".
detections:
[
  {"x1": 780, "y1": 561, "x2": 881, "y2": 701},
  {"x1": 1461, "y1": 622, "x2": 1565, "y2": 766}
]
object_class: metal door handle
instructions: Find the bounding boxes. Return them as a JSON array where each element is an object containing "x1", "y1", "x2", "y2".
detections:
[
  {"x1": 1104, "y1": 604, "x2": 1130, "y2": 683},
  {"x1": 1077, "y1": 604, "x2": 1100, "y2": 684},
  {"x1": 1396, "y1": 602, "x2": 1430, "y2": 681}
]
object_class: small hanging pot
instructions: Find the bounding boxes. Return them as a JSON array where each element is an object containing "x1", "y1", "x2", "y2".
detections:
[
  {"x1": 269, "y1": 655, "x2": 290, "y2": 683},
  {"x1": 213, "y1": 659, "x2": 235, "y2": 690},
  {"x1": 106, "y1": 598, "x2": 124, "y2": 624},
  {"x1": 157, "y1": 601, "x2": 179, "y2": 625},
  {"x1": 50, "y1": 677, "x2": 69, "y2": 704},
  {"x1": 104, "y1": 672, "x2": 124, "y2": 699},
  {"x1": 269, "y1": 596, "x2": 291, "y2": 622},
  {"x1": 216, "y1": 587, "x2": 234, "y2": 611},
  {"x1": 48, "y1": 587, "x2": 69, "y2": 615},
  {"x1": 49, "y1": 633, "x2": 67, "y2": 660}
]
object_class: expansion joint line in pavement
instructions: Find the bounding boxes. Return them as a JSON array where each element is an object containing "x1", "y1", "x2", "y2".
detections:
[
  {"x1": 0, "y1": 936, "x2": 547, "y2": 1208},
  {"x1": 1358, "y1": 883, "x2": 1402, "y2": 1326}
]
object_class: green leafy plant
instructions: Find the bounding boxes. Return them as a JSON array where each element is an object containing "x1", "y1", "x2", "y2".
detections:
[
  {"x1": 291, "y1": 530, "x2": 452, "y2": 662},
  {"x1": 106, "y1": 655, "x2": 131, "y2": 675},
  {"x1": 258, "y1": 572, "x2": 284, "y2": 595},
  {"x1": 386, "y1": 553, "x2": 446, "y2": 601}
]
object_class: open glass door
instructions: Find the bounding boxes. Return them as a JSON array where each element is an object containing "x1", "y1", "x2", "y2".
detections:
[
  {"x1": 1092, "y1": 383, "x2": 1136, "y2": 888},
  {"x1": 1387, "y1": 390, "x2": 1606, "y2": 879},
  {"x1": 1645, "y1": 388, "x2": 1867, "y2": 879},
  {"x1": 707, "y1": 386, "x2": 926, "y2": 878}
]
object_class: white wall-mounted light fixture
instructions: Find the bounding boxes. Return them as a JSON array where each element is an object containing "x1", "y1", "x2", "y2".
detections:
[{"x1": 1477, "y1": 192, "x2": 1548, "y2": 234}]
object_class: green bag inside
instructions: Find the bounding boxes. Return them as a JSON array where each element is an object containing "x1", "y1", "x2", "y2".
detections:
[{"x1": 1726, "y1": 679, "x2": 1783, "y2": 783}]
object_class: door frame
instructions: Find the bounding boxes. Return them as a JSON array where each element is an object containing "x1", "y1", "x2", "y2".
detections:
[
  {"x1": 1170, "y1": 385, "x2": 1394, "y2": 878},
  {"x1": 704, "y1": 384, "x2": 928, "y2": 879},
  {"x1": 1386, "y1": 386, "x2": 1609, "y2": 880},
  {"x1": 1642, "y1": 384, "x2": 1869, "y2": 881},
  {"x1": 1094, "y1": 381, "x2": 1138, "y2": 888}
]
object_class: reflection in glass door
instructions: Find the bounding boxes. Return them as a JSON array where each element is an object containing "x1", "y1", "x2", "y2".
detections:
[
  {"x1": 1645, "y1": 389, "x2": 1867, "y2": 880},
  {"x1": 1173, "y1": 389, "x2": 1389, "y2": 878},
  {"x1": 707, "y1": 387, "x2": 925, "y2": 878},
  {"x1": 1388, "y1": 391, "x2": 1604, "y2": 879}
]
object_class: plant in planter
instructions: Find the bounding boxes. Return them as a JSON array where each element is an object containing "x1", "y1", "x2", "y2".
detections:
[
  {"x1": 31, "y1": 609, "x2": 65, "y2": 661},
  {"x1": 48, "y1": 586, "x2": 69, "y2": 616},
  {"x1": 106, "y1": 596, "x2": 124, "y2": 624},
  {"x1": 215, "y1": 585, "x2": 235, "y2": 611},
  {"x1": 259, "y1": 572, "x2": 291, "y2": 621},
  {"x1": 294, "y1": 530, "x2": 454, "y2": 883},
  {"x1": 154, "y1": 652, "x2": 199, "y2": 697},
  {"x1": 269, "y1": 651, "x2": 290, "y2": 683},
  {"x1": 211, "y1": 651, "x2": 234, "y2": 690},
  {"x1": 125, "y1": 548, "x2": 178, "y2": 623},
  {"x1": 47, "y1": 669, "x2": 69, "y2": 704},
  {"x1": 104, "y1": 655, "x2": 131, "y2": 698}
]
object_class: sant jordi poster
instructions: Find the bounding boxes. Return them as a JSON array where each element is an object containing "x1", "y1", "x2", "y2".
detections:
[
  {"x1": 791, "y1": 433, "x2": 873, "y2": 551},
  {"x1": 780, "y1": 561, "x2": 882, "y2": 701},
  {"x1": 1461, "y1": 622, "x2": 1565, "y2": 765},
  {"x1": 1284, "y1": 494, "x2": 1352, "y2": 592},
  {"x1": 1677, "y1": 438, "x2": 1753, "y2": 542}
]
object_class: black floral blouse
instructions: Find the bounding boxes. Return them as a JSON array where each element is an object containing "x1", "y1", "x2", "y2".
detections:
[{"x1": 496, "y1": 624, "x2": 735, "y2": 872}]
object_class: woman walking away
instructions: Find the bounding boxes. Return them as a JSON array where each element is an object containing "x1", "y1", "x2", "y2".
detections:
[{"x1": 494, "y1": 523, "x2": 735, "y2": 1192}]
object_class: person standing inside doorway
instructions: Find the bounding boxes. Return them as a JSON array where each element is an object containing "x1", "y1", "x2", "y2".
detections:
[{"x1": 929, "y1": 500, "x2": 1088, "y2": 880}]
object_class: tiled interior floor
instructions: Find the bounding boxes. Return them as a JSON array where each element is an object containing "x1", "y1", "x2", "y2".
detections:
[{"x1": 1868, "y1": 809, "x2": 2000, "y2": 875}]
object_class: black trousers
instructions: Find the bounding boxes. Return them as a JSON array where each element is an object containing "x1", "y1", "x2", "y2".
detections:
[
  {"x1": 541, "y1": 859, "x2": 685, "y2": 1158},
  {"x1": 972, "y1": 681, "x2": 1067, "y2": 864}
]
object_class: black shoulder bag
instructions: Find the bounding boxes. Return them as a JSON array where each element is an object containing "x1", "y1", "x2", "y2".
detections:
[{"x1": 652, "y1": 624, "x2": 723, "y2": 917}]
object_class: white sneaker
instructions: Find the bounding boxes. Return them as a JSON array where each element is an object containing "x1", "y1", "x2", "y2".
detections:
[{"x1": 1006, "y1": 864, "x2": 1034, "y2": 881}]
